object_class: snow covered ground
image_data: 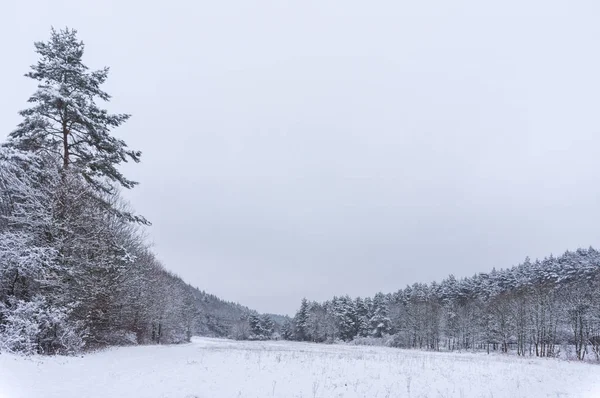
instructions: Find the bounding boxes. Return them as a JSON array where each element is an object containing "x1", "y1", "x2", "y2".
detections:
[{"x1": 1, "y1": 337, "x2": 599, "y2": 398}]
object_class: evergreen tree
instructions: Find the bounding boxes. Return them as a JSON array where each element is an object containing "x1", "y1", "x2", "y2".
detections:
[
  {"x1": 370, "y1": 292, "x2": 391, "y2": 338},
  {"x1": 294, "y1": 298, "x2": 309, "y2": 341},
  {"x1": 280, "y1": 319, "x2": 294, "y2": 340},
  {"x1": 355, "y1": 297, "x2": 371, "y2": 337},
  {"x1": 260, "y1": 314, "x2": 275, "y2": 339},
  {"x1": 6, "y1": 28, "x2": 143, "y2": 212},
  {"x1": 334, "y1": 296, "x2": 357, "y2": 341},
  {"x1": 248, "y1": 314, "x2": 262, "y2": 338}
]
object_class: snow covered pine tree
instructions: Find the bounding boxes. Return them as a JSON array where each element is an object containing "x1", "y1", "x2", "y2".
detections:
[{"x1": 7, "y1": 27, "x2": 146, "y2": 212}]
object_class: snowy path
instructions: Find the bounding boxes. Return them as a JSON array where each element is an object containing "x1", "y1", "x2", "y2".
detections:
[{"x1": 1, "y1": 337, "x2": 599, "y2": 397}]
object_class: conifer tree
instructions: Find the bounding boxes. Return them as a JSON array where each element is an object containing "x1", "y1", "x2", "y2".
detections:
[
  {"x1": 280, "y1": 319, "x2": 294, "y2": 340},
  {"x1": 260, "y1": 314, "x2": 275, "y2": 339},
  {"x1": 294, "y1": 298, "x2": 310, "y2": 341},
  {"x1": 355, "y1": 297, "x2": 371, "y2": 337},
  {"x1": 6, "y1": 28, "x2": 141, "y2": 201},
  {"x1": 370, "y1": 292, "x2": 391, "y2": 337}
]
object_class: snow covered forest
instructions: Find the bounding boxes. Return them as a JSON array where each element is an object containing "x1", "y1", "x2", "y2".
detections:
[
  {"x1": 1, "y1": 27, "x2": 600, "y2": 367},
  {"x1": 284, "y1": 249, "x2": 600, "y2": 361},
  {"x1": 0, "y1": 28, "x2": 254, "y2": 355}
]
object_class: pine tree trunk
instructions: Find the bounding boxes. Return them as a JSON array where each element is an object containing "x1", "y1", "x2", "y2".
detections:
[{"x1": 62, "y1": 116, "x2": 69, "y2": 169}]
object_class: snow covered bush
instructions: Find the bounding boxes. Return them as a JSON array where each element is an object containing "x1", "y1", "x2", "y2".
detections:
[
  {"x1": 0, "y1": 296, "x2": 85, "y2": 355},
  {"x1": 0, "y1": 299, "x2": 40, "y2": 354},
  {"x1": 350, "y1": 335, "x2": 394, "y2": 347}
]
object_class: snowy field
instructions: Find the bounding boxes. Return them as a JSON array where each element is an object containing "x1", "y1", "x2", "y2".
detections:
[{"x1": 1, "y1": 337, "x2": 599, "y2": 398}]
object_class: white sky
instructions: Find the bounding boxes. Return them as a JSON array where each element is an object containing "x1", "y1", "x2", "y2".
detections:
[{"x1": 2, "y1": 0, "x2": 600, "y2": 315}]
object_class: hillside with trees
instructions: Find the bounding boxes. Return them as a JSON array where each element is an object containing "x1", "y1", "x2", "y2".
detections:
[
  {"x1": 287, "y1": 248, "x2": 600, "y2": 360},
  {"x1": 0, "y1": 28, "x2": 253, "y2": 354}
]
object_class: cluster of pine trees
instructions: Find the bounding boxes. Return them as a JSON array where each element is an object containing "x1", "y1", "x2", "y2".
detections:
[
  {"x1": 0, "y1": 28, "x2": 250, "y2": 354},
  {"x1": 286, "y1": 249, "x2": 600, "y2": 361}
]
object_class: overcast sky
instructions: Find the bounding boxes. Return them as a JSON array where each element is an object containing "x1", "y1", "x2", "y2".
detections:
[{"x1": 2, "y1": 0, "x2": 600, "y2": 315}]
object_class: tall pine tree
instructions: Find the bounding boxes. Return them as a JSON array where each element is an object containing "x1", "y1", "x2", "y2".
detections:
[{"x1": 6, "y1": 28, "x2": 142, "y2": 204}]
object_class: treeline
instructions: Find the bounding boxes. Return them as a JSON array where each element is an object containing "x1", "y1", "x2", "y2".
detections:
[
  {"x1": 0, "y1": 28, "x2": 250, "y2": 354},
  {"x1": 285, "y1": 249, "x2": 600, "y2": 361}
]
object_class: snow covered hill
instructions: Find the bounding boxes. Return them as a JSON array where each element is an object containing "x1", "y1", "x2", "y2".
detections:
[{"x1": 1, "y1": 337, "x2": 599, "y2": 398}]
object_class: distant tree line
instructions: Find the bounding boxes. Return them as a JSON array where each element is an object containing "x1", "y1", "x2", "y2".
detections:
[
  {"x1": 286, "y1": 249, "x2": 600, "y2": 361},
  {"x1": 0, "y1": 28, "x2": 250, "y2": 354}
]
